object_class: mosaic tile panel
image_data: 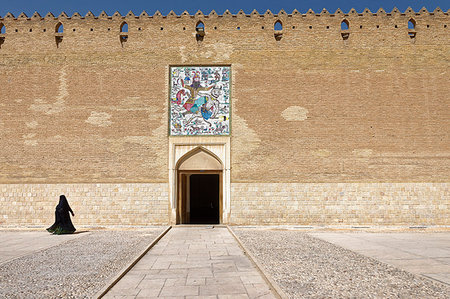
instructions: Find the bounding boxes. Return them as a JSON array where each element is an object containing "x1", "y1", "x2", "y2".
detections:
[{"x1": 170, "y1": 66, "x2": 230, "y2": 136}]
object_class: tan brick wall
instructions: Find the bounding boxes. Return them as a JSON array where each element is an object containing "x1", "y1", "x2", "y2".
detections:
[
  {"x1": 230, "y1": 183, "x2": 449, "y2": 225},
  {"x1": 0, "y1": 9, "x2": 448, "y2": 184},
  {"x1": 0, "y1": 9, "x2": 448, "y2": 226},
  {"x1": 0, "y1": 183, "x2": 169, "y2": 227},
  {"x1": 1, "y1": 182, "x2": 448, "y2": 227}
]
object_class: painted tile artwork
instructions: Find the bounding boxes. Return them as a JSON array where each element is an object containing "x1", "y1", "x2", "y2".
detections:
[{"x1": 170, "y1": 66, "x2": 230, "y2": 136}]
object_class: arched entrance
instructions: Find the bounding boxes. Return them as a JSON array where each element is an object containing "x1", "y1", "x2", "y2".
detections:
[{"x1": 176, "y1": 148, "x2": 223, "y2": 224}]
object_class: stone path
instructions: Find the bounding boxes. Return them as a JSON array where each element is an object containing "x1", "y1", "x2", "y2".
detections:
[
  {"x1": 104, "y1": 226, "x2": 277, "y2": 299},
  {"x1": 310, "y1": 232, "x2": 450, "y2": 285},
  {"x1": 0, "y1": 230, "x2": 84, "y2": 265}
]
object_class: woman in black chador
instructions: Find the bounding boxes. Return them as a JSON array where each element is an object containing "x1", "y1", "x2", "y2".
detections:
[{"x1": 47, "y1": 195, "x2": 76, "y2": 234}]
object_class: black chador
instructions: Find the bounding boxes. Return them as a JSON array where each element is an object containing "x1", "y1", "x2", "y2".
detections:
[{"x1": 47, "y1": 195, "x2": 76, "y2": 234}]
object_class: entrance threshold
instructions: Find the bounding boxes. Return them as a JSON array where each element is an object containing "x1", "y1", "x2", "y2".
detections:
[{"x1": 175, "y1": 224, "x2": 227, "y2": 228}]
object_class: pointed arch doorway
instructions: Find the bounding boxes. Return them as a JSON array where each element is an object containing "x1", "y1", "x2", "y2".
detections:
[
  {"x1": 177, "y1": 148, "x2": 222, "y2": 224},
  {"x1": 169, "y1": 137, "x2": 231, "y2": 225}
]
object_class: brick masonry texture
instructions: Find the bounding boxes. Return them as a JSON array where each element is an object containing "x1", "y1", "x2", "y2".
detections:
[
  {"x1": 0, "y1": 183, "x2": 169, "y2": 226},
  {"x1": 230, "y1": 183, "x2": 449, "y2": 225},
  {"x1": 0, "y1": 8, "x2": 448, "y2": 226}
]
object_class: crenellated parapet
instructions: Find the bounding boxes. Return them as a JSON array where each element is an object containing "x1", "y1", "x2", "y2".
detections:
[
  {"x1": 0, "y1": 7, "x2": 448, "y2": 52},
  {"x1": 1, "y1": 7, "x2": 449, "y2": 20}
]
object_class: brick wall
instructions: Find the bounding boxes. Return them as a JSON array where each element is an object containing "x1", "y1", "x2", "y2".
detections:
[
  {"x1": 0, "y1": 9, "x2": 448, "y2": 226},
  {"x1": 230, "y1": 183, "x2": 449, "y2": 225},
  {"x1": 0, "y1": 183, "x2": 169, "y2": 227}
]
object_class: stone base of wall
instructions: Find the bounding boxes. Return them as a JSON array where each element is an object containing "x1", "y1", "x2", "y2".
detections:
[
  {"x1": 230, "y1": 183, "x2": 449, "y2": 226},
  {"x1": 2, "y1": 182, "x2": 448, "y2": 227},
  {"x1": 0, "y1": 183, "x2": 169, "y2": 227}
]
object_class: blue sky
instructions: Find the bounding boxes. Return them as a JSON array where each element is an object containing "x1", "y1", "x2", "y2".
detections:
[{"x1": 0, "y1": 0, "x2": 448, "y2": 17}]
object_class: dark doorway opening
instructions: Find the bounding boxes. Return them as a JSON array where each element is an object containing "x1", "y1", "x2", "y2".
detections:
[
  {"x1": 189, "y1": 174, "x2": 220, "y2": 224},
  {"x1": 177, "y1": 171, "x2": 222, "y2": 225}
]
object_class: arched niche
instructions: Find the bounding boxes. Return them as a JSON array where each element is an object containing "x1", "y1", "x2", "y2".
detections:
[
  {"x1": 120, "y1": 21, "x2": 128, "y2": 32},
  {"x1": 168, "y1": 136, "x2": 231, "y2": 225},
  {"x1": 55, "y1": 22, "x2": 63, "y2": 33},
  {"x1": 176, "y1": 147, "x2": 223, "y2": 224},
  {"x1": 177, "y1": 147, "x2": 222, "y2": 171}
]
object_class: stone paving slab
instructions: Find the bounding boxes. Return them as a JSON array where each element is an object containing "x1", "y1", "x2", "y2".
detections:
[
  {"x1": 310, "y1": 232, "x2": 450, "y2": 285},
  {"x1": 104, "y1": 226, "x2": 277, "y2": 299},
  {"x1": 0, "y1": 231, "x2": 85, "y2": 265}
]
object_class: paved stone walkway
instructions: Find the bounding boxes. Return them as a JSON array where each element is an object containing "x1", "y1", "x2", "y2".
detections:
[
  {"x1": 310, "y1": 232, "x2": 450, "y2": 285},
  {"x1": 104, "y1": 226, "x2": 277, "y2": 299}
]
